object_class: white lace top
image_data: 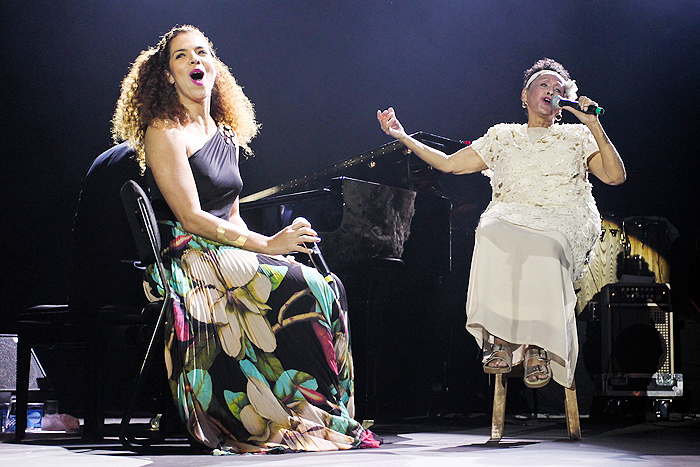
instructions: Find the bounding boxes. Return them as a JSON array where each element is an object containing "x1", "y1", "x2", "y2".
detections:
[{"x1": 470, "y1": 122, "x2": 602, "y2": 279}]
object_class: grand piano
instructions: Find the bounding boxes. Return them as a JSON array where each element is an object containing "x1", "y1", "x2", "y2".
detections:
[
  {"x1": 240, "y1": 132, "x2": 467, "y2": 275},
  {"x1": 240, "y1": 132, "x2": 468, "y2": 421}
]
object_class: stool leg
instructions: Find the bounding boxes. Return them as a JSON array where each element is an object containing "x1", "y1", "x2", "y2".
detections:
[
  {"x1": 565, "y1": 378, "x2": 581, "y2": 440},
  {"x1": 490, "y1": 374, "x2": 507, "y2": 440}
]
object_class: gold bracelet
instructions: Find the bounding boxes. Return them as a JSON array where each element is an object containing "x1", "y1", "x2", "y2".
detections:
[
  {"x1": 216, "y1": 222, "x2": 228, "y2": 243},
  {"x1": 232, "y1": 229, "x2": 249, "y2": 248},
  {"x1": 216, "y1": 222, "x2": 249, "y2": 248}
]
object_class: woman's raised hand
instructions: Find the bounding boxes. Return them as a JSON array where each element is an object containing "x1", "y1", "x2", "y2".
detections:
[
  {"x1": 377, "y1": 107, "x2": 407, "y2": 140},
  {"x1": 564, "y1": 96, "x2": 600, "y2": 126}
]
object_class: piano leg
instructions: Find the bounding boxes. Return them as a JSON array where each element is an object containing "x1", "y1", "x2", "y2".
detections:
[{"x1": 349, "y1": 258, "x2": 406, "y2": 423}]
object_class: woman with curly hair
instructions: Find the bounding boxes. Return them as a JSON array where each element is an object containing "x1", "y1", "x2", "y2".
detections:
[
  {"x1": 113, "y1": 25, "x2": 379, "y2": 453},
  {"x1": 378, "y1": 58, "x2": 626, "y2": 390}
]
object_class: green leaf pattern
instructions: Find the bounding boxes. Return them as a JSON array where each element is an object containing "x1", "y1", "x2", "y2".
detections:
[{"x1": 155, "y1": 221, "x2": 376, "y2": 452}]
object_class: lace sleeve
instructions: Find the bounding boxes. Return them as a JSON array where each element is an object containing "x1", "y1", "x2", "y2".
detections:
[{"x1": 469, "y1": 125, "x2": 499, "y2": 169}]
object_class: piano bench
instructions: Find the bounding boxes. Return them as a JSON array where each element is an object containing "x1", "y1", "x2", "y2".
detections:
[{"x1": 14, "y1": 303, "x2": 157, "y2": 442}]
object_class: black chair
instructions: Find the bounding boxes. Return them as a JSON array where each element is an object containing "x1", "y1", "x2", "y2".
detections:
[
  {"x1": 13, "y1": 180, "x2": 174, "y2": 446},
  {"x1": 14, "y1": 144, "x2": 151, "y2": 442},
  {"x1": 117, "y1": 179, "x2": 176, "y2": 449},
  {"x1": 14, "y1": 293, "x2": 160, "y2": 442}
]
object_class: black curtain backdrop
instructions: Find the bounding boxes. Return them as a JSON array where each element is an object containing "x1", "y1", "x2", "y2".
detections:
[{"x1": 2, "y1": 1, "x2": 699, "y2": 415}]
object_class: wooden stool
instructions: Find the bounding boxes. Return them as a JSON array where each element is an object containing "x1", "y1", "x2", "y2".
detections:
[{"x1": 490, "y1": 374, "x2": 581, "y2": 441}]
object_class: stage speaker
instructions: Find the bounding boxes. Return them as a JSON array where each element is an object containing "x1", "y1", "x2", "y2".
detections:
[
  {"x1": 597, "y1": 283, "x2": 682, "y2": 398},
  {"x1": 0, "y1": 334, "x2": 47, "y2": 392},
  {"x1": 600, "y1": 283, "x2": 673, "y2": 375}
]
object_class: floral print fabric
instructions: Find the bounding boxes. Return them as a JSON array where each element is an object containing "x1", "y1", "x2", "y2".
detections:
[{"x1": 146, "y1": 221, "x2": 379, "y2": 453}]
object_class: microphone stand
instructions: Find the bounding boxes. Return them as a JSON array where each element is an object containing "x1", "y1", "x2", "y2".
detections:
[{"x1": 304, "y1": 242, "x2": 340, "y2": 297}]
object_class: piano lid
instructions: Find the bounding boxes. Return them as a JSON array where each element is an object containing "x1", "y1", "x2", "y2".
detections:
[{"x1": 240, "y1": 131, "x2": 467, "y2": 203}]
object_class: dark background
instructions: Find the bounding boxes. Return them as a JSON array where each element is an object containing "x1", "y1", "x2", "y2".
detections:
[{"x1": 2, "y1": 1, "x2": 699, "y2": 419}]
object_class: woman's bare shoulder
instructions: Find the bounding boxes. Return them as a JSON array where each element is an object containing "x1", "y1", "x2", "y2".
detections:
[
  {"x1": 144, "y1": 120, "x2": 188, "y2": 164},
  {"x1": 146, "y1": 118, "x2": 183, "y2": 137}
]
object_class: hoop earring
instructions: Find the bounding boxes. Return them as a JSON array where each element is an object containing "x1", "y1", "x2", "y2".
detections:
[
  {"x1": 522, "y1": 101, "x2": 527, "y2": 108},
  {"x1": 555, "y1": 113, "x2": 562, "y2": 122}
]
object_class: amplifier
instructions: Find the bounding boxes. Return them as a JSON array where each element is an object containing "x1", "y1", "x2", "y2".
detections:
[
  {"x1": 602, "y1": 283, "x2": 671, "y2": 307},
  {"x1": 0, "y1": 334, "x2": 47, "y2": 392},
  {"x1": 600, "y1": 283, "x2": 674, "y2": 377}
]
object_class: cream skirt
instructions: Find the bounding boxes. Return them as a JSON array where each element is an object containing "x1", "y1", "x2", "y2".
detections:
[{"x1": 465, "y1": 218, "x2": 578, "y2": 387}]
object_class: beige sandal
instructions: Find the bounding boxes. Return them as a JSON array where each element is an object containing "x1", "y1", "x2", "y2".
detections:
[
  {"x1": 483, "y1": 343, "x2": 512, "y2": 374},
  {"x1": 524, "y1": 347, "x2": 551, "y2": 388}
]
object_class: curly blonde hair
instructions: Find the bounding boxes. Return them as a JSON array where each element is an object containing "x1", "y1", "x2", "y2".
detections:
[{"x1": 112, "y1": 25, "x2": 260, "y2": 170}]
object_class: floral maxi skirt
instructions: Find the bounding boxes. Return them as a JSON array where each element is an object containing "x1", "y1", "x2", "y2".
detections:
[{"x1": 146, "y1": 221, "x2": 379, "y2": 453}]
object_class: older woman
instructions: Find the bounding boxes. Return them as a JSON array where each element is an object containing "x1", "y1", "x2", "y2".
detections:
[
  {"x1": 113, "y1": 25, "x2": 378, "y2": 453},
  {"x1": 378, "y1": 58, "x2": 625, "y2": 389}
]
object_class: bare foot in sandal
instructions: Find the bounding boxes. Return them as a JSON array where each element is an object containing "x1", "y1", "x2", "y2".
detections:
[
  {"x1": 524, "y1": 346, "x2": 551, "y2": 388},
  {"x1": 483, "y1": 338, "x2": 512, "y2": 374}
]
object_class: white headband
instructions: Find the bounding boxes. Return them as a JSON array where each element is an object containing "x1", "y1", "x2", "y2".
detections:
[
  {"x1": 524, "y1": 70, "x2": 578, "y2": 99},
  {"x1": 525, "y1": 70, "x2": 564, "y2": 89}
]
